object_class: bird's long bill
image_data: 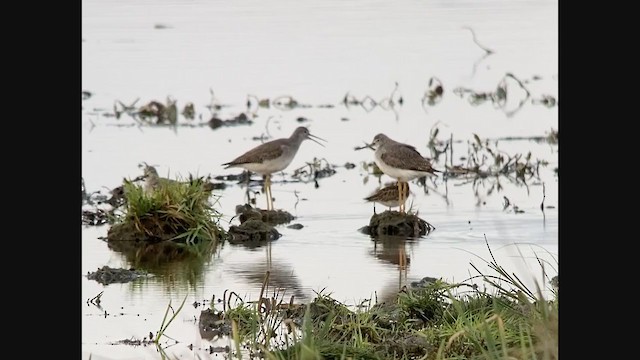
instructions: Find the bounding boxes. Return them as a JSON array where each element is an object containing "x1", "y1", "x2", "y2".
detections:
[{"x1": 307, "y1": 133, "x2": 326, "y2": 147}]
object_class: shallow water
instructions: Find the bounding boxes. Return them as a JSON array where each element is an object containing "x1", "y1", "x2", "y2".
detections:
[{"x1": 82, "y1": 0, "x2": 558, "y2": 358}]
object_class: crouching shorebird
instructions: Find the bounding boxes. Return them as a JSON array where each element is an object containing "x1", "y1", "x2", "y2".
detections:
[
  {"x1": 365, "y1": 182, "x2": 410, "y2": 213},
  {"x1": 222, "y1": 126, "x2": 326, "y2": 211},
  {"x1": 139, "y1": 163, "x2": 178, "y2": 195},
  {"x1": 369, "y1": 133, "x2": 439, "y2": 213}
]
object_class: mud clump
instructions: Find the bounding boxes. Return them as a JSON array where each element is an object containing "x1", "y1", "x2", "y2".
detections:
[
  {"x1": 361, "y1": 211, "x2": 434, "y2": 237},
  {"x1": 228, "y1": 219, "x2": 282, "y2": 247},
  {"x1": 199, "y1": 308, "x2": 232, "y2": 340},
  {"x1": 227, "y1": 204, "x2": 292, "y2": 247},
  {"x1": 235, "y1": 204, "x2": 295, "y2": 226},
  {"x1": 260, "y1": 209, "x2": 295, "y2": 225},
  {"x1": 86, "y1": 265, "x2": 149, "y2": 285},
  {"x1": 106, "y1": 218, "x2": 204, "y2": 262}
]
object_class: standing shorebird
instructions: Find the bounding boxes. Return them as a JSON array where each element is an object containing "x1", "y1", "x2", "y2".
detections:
[
  {"x1": 222, "y1": 126, "x2": 326, "y2": 210},
  {"x1": 364, "y1": 182, "x2": 410, "y2": 213},
  {"x1": 369, "y1": 134, "x2": 439, "y2": 213}
]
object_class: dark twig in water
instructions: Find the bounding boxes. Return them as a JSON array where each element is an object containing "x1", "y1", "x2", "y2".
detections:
[
  {"x1": 246, "y1": 94, "x2": 259, "y2": 114},
  {"x1": 354, "y1": 142, "x2": 375, "y2": 151},
  {"x1": 541, "y1": 182, "x2": 546, "y2": 213},
  {"x1": 504, "y1": 73, "x2": 531, "y2": 98},
  {"x1": 390, "y1": 81, "x2": 403, "y2": 105},
  {"x1": 264, "y1": 116, "x2": 276, "y2": 140},
  {"x1": 379, "y1": 82, "x2": 402, "y2": 110},
  {"x1": 422, "y1": 77, "x2": 444, "y2": 109},
  {"x1": 471, "y1": 52, "x2": 492, "y2": 78},
  {"x1": 293, "y1": 190, "x2": 300, "y2": 211},
  {"x1": 449, "y1": 133, "x2": 454, "y2": 169},
  {"x1": 88, "y1": 291, "x2": 104, "y2": 308},
  {"x1": 463, "y1": 26, "x2": 494, "y2": 54}
]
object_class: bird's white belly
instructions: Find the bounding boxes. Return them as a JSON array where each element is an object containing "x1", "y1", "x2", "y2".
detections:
[
  {"x1": 375, "y1": 156, "x2": 425, "y2": 182},
  {"x1": 243, "y1": 155, "x2": 294, "y2": 175}
]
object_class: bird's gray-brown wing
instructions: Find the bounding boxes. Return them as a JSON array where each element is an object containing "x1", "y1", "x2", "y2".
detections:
[
  {"x1": 223, "y1": 140, "x2": 285, "y2": 167},
  {"x1": 380, "y1": 144, "x2": 435, "y2": 173}
]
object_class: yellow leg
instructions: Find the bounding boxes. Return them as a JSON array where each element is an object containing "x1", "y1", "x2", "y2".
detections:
[
  {"x1": 399, "y1": 181, "x2": 407, "y2": 213},
  {"x1": 401, "y1": 182, "x2": 407, "y2": 213},
  {"x1": 402, "y1": 182, "x2": 406, "y2": 213},
  {"x1": 266, "y1": 175, "x2": 273, "y2": 211},
  {"x1": 269, "y1": 176, "x2": 274, "y2": 210},
  {"x1": 397, "y1": 181, "x2": 403, "y2": 213}
]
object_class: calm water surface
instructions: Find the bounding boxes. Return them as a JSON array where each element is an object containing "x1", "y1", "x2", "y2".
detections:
[{"x1": 82, "y1": 0, "x2": 558, "y2": 358}]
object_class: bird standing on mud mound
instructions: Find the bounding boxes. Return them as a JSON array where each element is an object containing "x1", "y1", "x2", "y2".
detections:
[
  {"x1": 222, "y1": 126, "x2": 326, "y2": 211},
  {"x1": 369, "y1": 133, "x2": 439, "y2": 213},
  {"x1": 365, "y1": 182, "x2": 410, "y2": 213}
]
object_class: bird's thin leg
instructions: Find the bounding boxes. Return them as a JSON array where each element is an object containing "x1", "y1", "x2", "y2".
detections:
[
  {"x1": 265, "y1": 175, "x2": 269, "y2": 210},
  {"x1": 402, "y1": 182, "x2": 407, "y2": 213},
  {"x1": 403, "y1": 182, "x2": 408, "y2": 213},
  {"x1": 399, "y1": 182, "x2": 406, "y2": 213},
  {"x1": 403, "y1": 182, "x2": 407, "y2": 213},
  {"x1": 397, "y1": 182, "x2": 402, "y2": 213},
  {"x1": 401, "y1": 182, "x2": 405, "y2": 213},
  {"x1": 245, "y1": 171, "x2": 252, "y2": 205},
  {"x1": 269, "y1": 175, "x2": 274, "y2": 210},
  {"x1": 265, "y1": 174, "x2": 272, "y2": 211}
]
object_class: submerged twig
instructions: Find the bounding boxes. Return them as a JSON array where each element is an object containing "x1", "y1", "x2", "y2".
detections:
[
  {"x1": 463, "y1": 26, "x2": 494, "y2": 54},
  {"x1": 541, "y1": 182, "x2": 546, "y2": 213}
]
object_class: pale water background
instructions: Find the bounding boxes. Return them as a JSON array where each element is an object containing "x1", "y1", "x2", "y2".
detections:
[{"x1": 82, "y1": 0, "x2": 558, "y2": 359}]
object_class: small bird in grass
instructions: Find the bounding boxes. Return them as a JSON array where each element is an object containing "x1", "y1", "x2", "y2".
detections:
[
  {"x1": 140, "y1": 163, "x2": 215, "y2": 195},
  {"x1": 222, "y1": 126, "x2": 326, "y2": 211},
  {"x1": 364, "y1": 182, "x2": 410, "y2": 213},
  {"x1": 142, "y1": 165, "x2": 161, "y2": 194},
  {"x1": 140, "y1": 164, "x2": 179, "y2": 195},
  {"x1": 369, "y1": 133, "x2": 439, "y2": 213}
]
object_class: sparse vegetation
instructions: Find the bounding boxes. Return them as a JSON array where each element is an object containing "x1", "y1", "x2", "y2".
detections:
[{"x1": 179, "y1": 242, "x2": 558, "y2": 360}]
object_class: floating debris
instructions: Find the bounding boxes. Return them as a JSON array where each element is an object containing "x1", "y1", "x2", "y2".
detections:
[
  {"x1": 86, "y1": 266, "x2": 150, "y2": 285},
  {"x1": 82, "y1": 208, "x2": 113, "y2": 226},
  {"x1": 342, "y1": 82, "x2": 403, "y2": 112},
  {"x1": 422, "y1": 77, "x2": 444, "y2": 107},
  {"x1": 208, "y1": 112, "x2": 252, "y2": 130},
  {"x1": 292, "y1": 157, "x2": 336, "y2": 184},
  {"x1": 182, "y1": 102, "x2": 196, "y2": 120},
  {"x1": 136, "y1": 97, "x2": 178, "y2": 124},
  {"x1": 110, "y1": 337, "x2": 155, "y2": 346},
  {"x1": 199, "y1": 308, "x2": 232, "y2": 340},
  {"x1": 532, "y1": 94, "x2": 557, "y2": 108}
]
